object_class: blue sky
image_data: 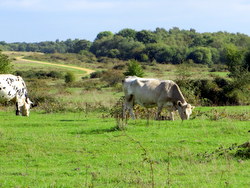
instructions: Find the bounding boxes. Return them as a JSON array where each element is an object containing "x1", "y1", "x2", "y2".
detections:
[{"x1": 0, "y1": 0, "x2": 250, "y2": 43}]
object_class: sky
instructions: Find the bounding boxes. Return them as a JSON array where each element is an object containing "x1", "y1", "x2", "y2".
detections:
[{"x1": 0, "y1": 0, "x2": 250, "y2": 43}]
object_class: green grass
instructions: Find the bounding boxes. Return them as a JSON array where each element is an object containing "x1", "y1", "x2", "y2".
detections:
[{"x1": 0, "y1": 106, "x2": 249, "y2": 187}]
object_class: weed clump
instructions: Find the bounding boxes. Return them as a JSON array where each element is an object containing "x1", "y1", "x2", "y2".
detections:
[
  {"x1": 110, "y1": 96, "x2": 127, "y2": 130},
  {"x1": 197, "y1": 141, "x2": 250, "y2": 161}
]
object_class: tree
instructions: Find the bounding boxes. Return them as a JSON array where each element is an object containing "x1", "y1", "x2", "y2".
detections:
[
  {"x1": 124, "y1": 60, "x2": 144, "y2": 77},
  {"x1": 244, "y1": 50, "x2": 250, "y2": 71},
  {"x1": 0, "y1": 52, "x2": 12, "y2": 74},
  {"x1": 72, "y1": 40, "x2": 91, "y2": 53},
  {"x1": 224, "y1": 45, "x2": 244, "y2": 77},
  {"x1": 136, "y1": 30, "x2": 156, "y2": 44},
  {"x1": 95, "y1": 31, "x2": 113, "y2": 40},
  {"x1": 117, "y1": 28, "x2": 137, "y2": 39},
  {"x1": 187, "y1": 47, "x2": 213, "y2": 65}
]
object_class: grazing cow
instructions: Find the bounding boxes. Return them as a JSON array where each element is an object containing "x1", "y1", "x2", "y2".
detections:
[
  {"x1": 123, "y1": 76, "x2": 194, "y2": 120},
  {"x1": 0, "y1": 74, "x2": 33, "y2": 116}
]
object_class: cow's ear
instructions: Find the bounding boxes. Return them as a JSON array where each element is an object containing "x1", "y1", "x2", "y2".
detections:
[
  {"x1": 177, "y1": 101, "x2": 182, "y2": 107},
  {"x1": 31, "y1": 103, "x2": 37, "y2": 108}
]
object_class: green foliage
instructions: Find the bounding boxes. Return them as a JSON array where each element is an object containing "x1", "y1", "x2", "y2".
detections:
[
  {"x1": 244, "y1": 49, "x2": 250, "y2": 71},
  {"x1": 224, "y1": 44, "x2": 245, "y2": 77},
  {"x1": 90, "y1": 35, "x2": 145, "y2": 60},
  {"x1": 72, "y1": 40, "x2": 91, "y2": 53},
  {"x1": 175, "y1": 63, "x2": 192, "y2": 83},
  {"x1": 0, "y1": 52, "x2": 12, "y2": 73},
  {"x1": 101, "y1": 69, "x2": 124, "y2": 87},
  {"x1": 116, "y1": 28, "x2": 137, "y2": 39},
  {"x1": 177, "y1": 76, "x2": 250, "y2": 106},
  {"x1": 124, "y1": 60, "x2": 144, "y2": 77},
  {"x1": 187, "y1": 47, "x2": 213, "y2": 65},
  {"x1": 95, "y1": 31, "x2": 113, "y2": 40},
  {"x1": 136, "y1": 30, "x2": 157, "y2": 43},
  {"x1": 0, "y1": 39, "x2": 92, "y2": 53},
  {"x1": 64, "y1": 72, "x2": 76, "y2": 83},
  {"x1": 15, "y1": 70, "x2": 64, "y2": 79},
  {"x1": 2, "y1": 28, "x2": 250, "y2": 66},
  {"x1": 223, "y1": 45, "x2": 250, "y2": 99},
  {"x1": 90, "y1": 70, "x2": 105, "y2": 79}
]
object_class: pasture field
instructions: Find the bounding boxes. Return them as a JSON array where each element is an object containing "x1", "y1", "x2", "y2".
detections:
[
  {"x1": 4, "y1": 51, "x2": 229, "y2": 81},
  {"x1": 0, "y1": 106, "x2": 249, "y2": 187}
]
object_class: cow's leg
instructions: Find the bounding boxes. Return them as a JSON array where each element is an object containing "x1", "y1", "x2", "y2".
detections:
[
  {"x1": 123, "y1": 103, "x2": 135, "y2": 119},
  {"x1": 129, "y1": 107, "x2": 136, "y2": 119},
  {"x1": 15, "y1": 102, "x2": 20, "y2": 116},
  {"x1": 169, "y1": 111, "x2": 175, "y2": 121},
  {"x1": 156, "y1": 105, "x2": 163, "y2": 120},
  {"x1": 123, "y1": 101, "x2": 135, "y2": 120},
  {"x1": 123, "y1": 95, "x2": 136, "y2": 119}
]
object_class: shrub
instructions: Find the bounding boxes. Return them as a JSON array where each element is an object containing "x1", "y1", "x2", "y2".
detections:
[
  {"x1": 47, "y1": 71, "x2": 64, "y2": 78},
  {"x1": 177, "y1": 76, "x2": 249, "y2": 106},
  {"x1": 113, "y1": 64, "x2": 125, "y2": 70},
  {"x1": 64, "y1": 72, "x2": 76, "y2": 83},
  {"x1": 0, "y1": 52, "x2": 12, "y2": 73},
  {"x1": 15, "y1": 70, "x2": 64, "y2": 79},
  {"x1": 124, "y1": 60, "x2": 144, "y2": 77},
  {"x1": 90, "y1": 71, "x2": 105, "y2": 79},
  {"x1": 101, "y1": 69, "x2": 124, "y2": 87}
]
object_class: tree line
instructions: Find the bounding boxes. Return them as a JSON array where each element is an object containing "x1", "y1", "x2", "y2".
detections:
[{"x1": 1, "y1": 27, "x2": 250, "y2": 66}]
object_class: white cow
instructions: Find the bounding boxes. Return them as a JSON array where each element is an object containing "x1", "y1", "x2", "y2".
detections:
[
  {"x1": 0, "y1": 74, "x2": 33, "y2": 116},
  {"x1": 123, "y1": 76, "x2": 194, "y2": 120}
]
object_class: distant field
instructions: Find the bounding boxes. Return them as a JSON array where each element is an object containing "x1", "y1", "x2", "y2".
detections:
[
  {"x1": 0, "y1": 106, "x2": 249, "y2": 187},
  {"x1": 4, "y1": 51, "x2": 229, "y2": 81},
  {"x1": 3, "y1": 51, "x2": 94, "y2": 80}
]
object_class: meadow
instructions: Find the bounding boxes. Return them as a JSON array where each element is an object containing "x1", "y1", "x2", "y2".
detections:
[
  {"x1": 0, "y1": 106, "x2": 249, "y2": 187},
  {"x1": 0, "y1": 52, "x2": 249, "y2": 187}
]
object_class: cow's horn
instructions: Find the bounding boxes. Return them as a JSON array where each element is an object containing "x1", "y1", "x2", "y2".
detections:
[{"x1": 177, "y1": 101, "x2": 183, "y2": 107}]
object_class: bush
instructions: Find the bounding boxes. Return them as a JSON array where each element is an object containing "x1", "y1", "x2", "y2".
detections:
[
  {"x1": 177, "y1": 77, "x2": 249, "y2": 106},
  {"x1": 47, "y1": 71, "x2": 64, "y2": 78},
  {"x1": 15, "y1": 70, "x2": 64, "y2": 79},
  {"x1": 101, "y1": 69, "x2": 124, "y2": 87},
  {"x1": 64, "y1": 72, "x2": 76, "y2": 83},
  {"x1": 0, "y1": 52, "x2": 12, "y2": 73},
  {"x1": 90, "y1": 71, "x2": 105, "y2": 78},
  {"x1": 124, "y1": 60, "x2": 144, "y2": 77}
]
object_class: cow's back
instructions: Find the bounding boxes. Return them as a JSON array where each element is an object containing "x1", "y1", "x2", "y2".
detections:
[
  {"x1": 125, "y1": 78, "x2": 162, "y2": 107},
  {"x1": 0, "y1": 74, "x2": 27, "y2": 102},
  {"x1": 123, "y1": 77, "x2": 185, "y2": 107}
]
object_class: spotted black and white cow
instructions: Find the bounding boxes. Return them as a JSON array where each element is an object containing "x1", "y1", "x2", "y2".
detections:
[{"x1": 0, "y1": 74, "x2": 33, "y2": 116}]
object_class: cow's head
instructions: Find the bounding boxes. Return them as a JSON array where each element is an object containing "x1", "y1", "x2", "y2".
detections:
[
  {"x1": 177, "y1": 101, "x2": 195, "y2": 120},
  {"x1": 21, "y1": 97, "x2": 34, "y2": 117}
]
